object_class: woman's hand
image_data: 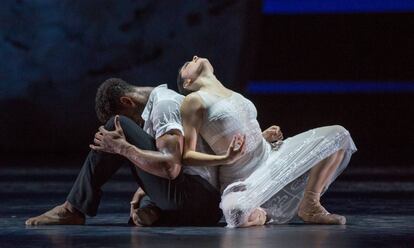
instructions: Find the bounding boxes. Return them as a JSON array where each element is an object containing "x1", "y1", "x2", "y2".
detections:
[
  {"x1": 224, "y1": 134, "x2": 246, "y2": 165},
  {"x1": 262, "y1": 125, "x2": 283, "y2": 143},
  {"x1": 89, "y1": 115, "x2": 131, "y2": 155}
]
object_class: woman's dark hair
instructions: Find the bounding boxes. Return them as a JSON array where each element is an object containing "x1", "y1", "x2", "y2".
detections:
[
  {"x1": 95, "y1": 78, "x2": 134, "y2": 123},
  {"x1": 176, "y1": 64, "x2": 192, "y2": 96}
]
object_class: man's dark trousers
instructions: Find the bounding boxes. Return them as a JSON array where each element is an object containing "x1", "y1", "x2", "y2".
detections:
[{"x1": 67, "y1": 116, "x2": 222, "y2": 226}]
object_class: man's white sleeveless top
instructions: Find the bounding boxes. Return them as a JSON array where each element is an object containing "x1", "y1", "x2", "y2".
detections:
[{"x1": 141, "y1": 84, "x2": 218, "y2": 188}]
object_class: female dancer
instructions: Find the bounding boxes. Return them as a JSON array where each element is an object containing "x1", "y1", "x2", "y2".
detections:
[{"x1": 178, "y1": 56, "x2": 357, "y2": 227}]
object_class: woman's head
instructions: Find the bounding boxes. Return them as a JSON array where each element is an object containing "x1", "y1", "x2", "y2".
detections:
[{"x1": 177, "y1": 55, "x2": 214, "y2": 95}]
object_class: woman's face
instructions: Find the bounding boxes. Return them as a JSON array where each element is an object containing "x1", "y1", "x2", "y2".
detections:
[{"x1": 180, "y1": 55, "x2": 214, "y2": 84}]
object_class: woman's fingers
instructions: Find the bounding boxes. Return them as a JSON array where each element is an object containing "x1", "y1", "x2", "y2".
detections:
[
  {"x1": 229, "y1": 136, "x2": 236, "y2": 149},
  {"x1": 234, "y1": 134, "x2": 246, "y2": 152},
  {"x1": 239, "y1": 136, "x2": 247, "y2": 155},
  {"x1": 240, "y1": 134, "x2": 246, "y2": 149},
  {"x1": 269, "y1": 125, "x2": 280, "y2": 131}
]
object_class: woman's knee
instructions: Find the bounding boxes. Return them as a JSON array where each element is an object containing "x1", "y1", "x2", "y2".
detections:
[
  {"x1": 330, "y1": 125, "x2": 348, "y2": 134},
  {"x1": 220, "y1": 193, "x2": 249, "y2": 227},
  {"x1": 223, "y1": 206, "x2": 247, "y2": 227}
]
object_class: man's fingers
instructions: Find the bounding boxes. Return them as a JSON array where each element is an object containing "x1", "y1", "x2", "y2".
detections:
[
  {"x1": 99, "y1": 126, "x2": 108, "y2": 134},
  {"x1": 94, "y1": 132, "x2": 103, "y2": 141},
  {"x1": 89, "y1": 144, "x2": 103, "y2": 151},
  {"x1": 114, "y1": 115, "x2": 122, "y2": 131},
  {"x1": 93, "y1": 138, "x2": 102, "y2": 145}
]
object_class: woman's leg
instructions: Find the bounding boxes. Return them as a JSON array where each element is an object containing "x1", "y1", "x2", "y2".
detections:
[
  {"x1": 298, "y1": 149, "x2": 346, "y2": 224},
  {"x1": 304, "y1": 149, "x2": 345, "y2": 193}
]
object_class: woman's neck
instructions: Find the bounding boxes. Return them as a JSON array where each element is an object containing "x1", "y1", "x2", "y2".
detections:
[
  {"x1": 196, "y1": 74, "x2": 233, "y2": 97},
  {"x1": 198, "y1": 74, "x2": 226, "y2": 91}
]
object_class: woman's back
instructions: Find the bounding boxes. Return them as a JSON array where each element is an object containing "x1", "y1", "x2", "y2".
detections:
[{"x1": 195, "y1": 90, "x2": 269, "y2": 191}]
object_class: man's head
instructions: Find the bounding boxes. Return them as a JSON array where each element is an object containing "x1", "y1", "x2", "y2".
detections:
[{"x1": 95, "y1": 78, "x2": 152, "y2": 124}]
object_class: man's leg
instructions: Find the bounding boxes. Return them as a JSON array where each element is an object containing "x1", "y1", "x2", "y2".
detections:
[
  {"x1": 25, "y1": 116, "x2": 157, "y2": 225},
  {"x1": 107, "y1": 116, "x2": 221, "y2": 226},
  {"x1": 26, "y1": 115, "x2": 220, "y2": 226}
]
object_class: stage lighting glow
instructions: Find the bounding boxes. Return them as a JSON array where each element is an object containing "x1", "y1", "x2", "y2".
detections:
[
  {"x1": 263, "y1": 0, "x2": 414, "y2": 14},
  {"x1": 247, "y1": 81, "x2": 414, "y2": 94}
]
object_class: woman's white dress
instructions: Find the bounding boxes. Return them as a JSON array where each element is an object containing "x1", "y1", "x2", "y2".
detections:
[{"x1": 195, "y1": 90, "x2": 357, "y2": 227}]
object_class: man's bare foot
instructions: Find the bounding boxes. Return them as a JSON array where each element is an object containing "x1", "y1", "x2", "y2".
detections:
[
  {"x1": 298, "y1": 191, "x2": 346, "y2": 225},
  {"x1": 25, "y1": 201, "x2": 85, "y2": 226}
]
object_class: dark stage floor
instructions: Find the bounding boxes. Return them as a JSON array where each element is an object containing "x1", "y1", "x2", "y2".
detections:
[{"x1": 1, "y1": 162, "x2": 413, "y2": 248}]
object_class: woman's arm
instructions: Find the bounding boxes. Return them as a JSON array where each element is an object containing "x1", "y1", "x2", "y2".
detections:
[{"x1": 180, "y1": 93, "x2": 245, "y2": 167}]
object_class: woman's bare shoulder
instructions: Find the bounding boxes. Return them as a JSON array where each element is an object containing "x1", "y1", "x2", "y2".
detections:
[
  {"x1": 181, "y1": 92, "x2": 206, "y2": 119},
  {"x1": 181, "y1": 92, "x2": 205, "y2": 113}
]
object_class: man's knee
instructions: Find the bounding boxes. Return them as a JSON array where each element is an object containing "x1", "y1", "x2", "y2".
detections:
[
  {"x1": 104, "y1": 115, "x2": 156, "y2": 151},
  {"x1": 104, "y1": 115, "x2": 134, "y2": 131}
]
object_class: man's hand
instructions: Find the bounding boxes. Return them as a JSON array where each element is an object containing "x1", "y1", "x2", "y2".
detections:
[
  {"x1": 262, "y1": 125, "x2": 283, "y2": 143},
  {"x1": 130, "y1": 188, "x2": 146, "y2": 221},
  {"x1": 224, "y1": 134, "x2": 246, "y2": 165},
  {"x1": 90, "y1": 115, "x2": 130, "y2": 154}
]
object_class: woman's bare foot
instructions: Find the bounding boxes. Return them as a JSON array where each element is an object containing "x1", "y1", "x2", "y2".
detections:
[
  {"x1": 298, "y1": 191, "x2": 346, "y2": 225},
  {"x1": 25, "y1": 201, "x2": 85, "y2": 226},
  {"x1": 240, "y1": 207, "x2": 267, "y2": 227}
]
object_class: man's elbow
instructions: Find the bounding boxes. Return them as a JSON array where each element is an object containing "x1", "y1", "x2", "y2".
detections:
[
  {"x1": 181, "y1": 151, "x2": 190, "y2": 163},
  {"x1": 157, "y1": 133, "x2": 184, "y2": 179},
  {"x1": 166, "y1": 163, "x2": 181, "y2": 180}
]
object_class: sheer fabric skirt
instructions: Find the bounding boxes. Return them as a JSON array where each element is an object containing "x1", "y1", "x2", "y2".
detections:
[{"x1": 220, "y1": 125, "x2": 357, "y2": 227}]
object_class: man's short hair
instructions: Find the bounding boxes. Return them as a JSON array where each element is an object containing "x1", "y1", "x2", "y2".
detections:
[{"x1": 95, "y1": 78, "x2": 134, "y2": 123}]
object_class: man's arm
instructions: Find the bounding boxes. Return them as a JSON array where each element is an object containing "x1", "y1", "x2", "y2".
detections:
[
  {"x1": 120, "y1": 130, "x2": 183, "y2": 179},
  {"x1": 90, "y1": 115, "x2": 183, "y2": 179}
]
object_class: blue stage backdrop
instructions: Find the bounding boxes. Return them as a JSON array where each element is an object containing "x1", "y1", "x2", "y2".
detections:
[
  {"x1": 0, "y1": 0, "x2": 413, "y2": 167},
  {"x1": 0, "y1": 0, "x2": 253, "y2": 156},
  {"x1": 242, "y1": 0, "x2": 414, "y2": 167}
]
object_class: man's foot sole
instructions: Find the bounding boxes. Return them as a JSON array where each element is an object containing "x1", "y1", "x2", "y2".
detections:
[{"x1": 25, "y1": 205, "x2": 85, "y2": 226}]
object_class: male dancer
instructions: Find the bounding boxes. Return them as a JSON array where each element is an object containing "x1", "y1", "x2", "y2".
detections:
[{"x1": 25, "y1": 78, "x2": 237, "y2": 226}]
